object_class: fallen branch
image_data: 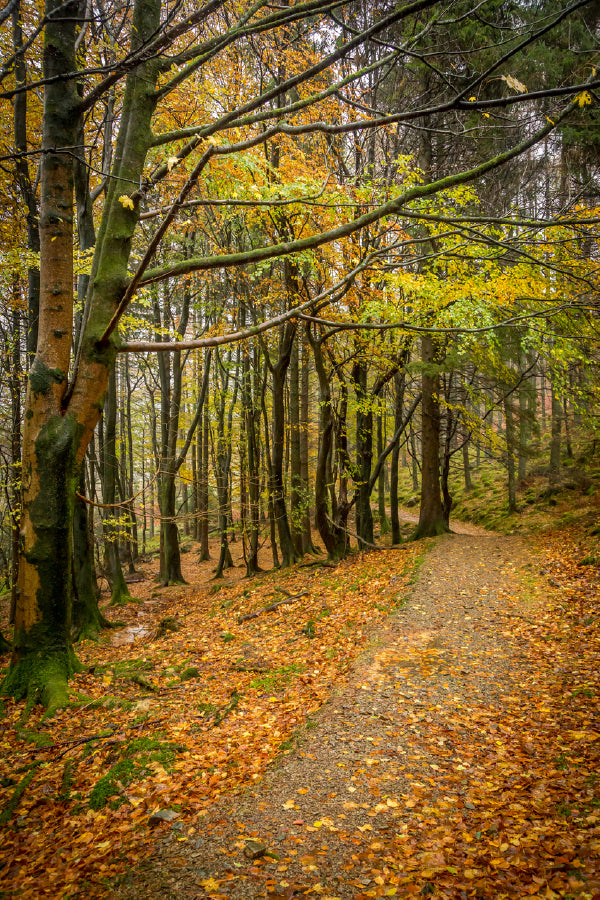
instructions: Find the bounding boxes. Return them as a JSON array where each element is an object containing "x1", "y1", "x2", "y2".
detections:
[
  {"x1": 238, "y1": 590, "x2": 309, "y2": 623},
  {"x1": 25, "y1": 729, "x2": 116, "y2": 755}
]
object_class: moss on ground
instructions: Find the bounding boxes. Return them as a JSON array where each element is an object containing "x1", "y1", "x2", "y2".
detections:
[{"x1": 89, "y1": 737, "x2": 185, "y2": 810}]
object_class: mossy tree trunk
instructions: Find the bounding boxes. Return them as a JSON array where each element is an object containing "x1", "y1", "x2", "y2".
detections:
[
  {"x1": 2, "y1": 0, "x2": 161, "y2": 708},
  {"x1": 3, "y1": 0, "x2": 83, "y2": 710}
]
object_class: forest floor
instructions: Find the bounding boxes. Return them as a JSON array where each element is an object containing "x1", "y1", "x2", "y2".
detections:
[
  {"x1": 112, "y1": 529, "x2": 600, "y2": 900},
  {"x1": 1, "y1": 507, "x2": 600, "y2": 899}
]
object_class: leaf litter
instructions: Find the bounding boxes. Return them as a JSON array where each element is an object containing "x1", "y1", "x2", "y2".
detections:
[
  {"x1": 0, "y1": 538, "x2": 419, "y2": 897},
  {"x1": 1, "y1": 520, "x2": 599, "y2": 898},
  {"x1": 113, "y1": 528, "x2": 599, "y2": 900}
]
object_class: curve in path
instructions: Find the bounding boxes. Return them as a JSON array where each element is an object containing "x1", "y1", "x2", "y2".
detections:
[{"x1": 116, "y1": 532, "x2": 566, "y2": 899}]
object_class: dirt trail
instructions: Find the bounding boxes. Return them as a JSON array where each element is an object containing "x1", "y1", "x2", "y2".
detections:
[{"x1": 115, "y1": 530, "x2": 546, "y2": 899}]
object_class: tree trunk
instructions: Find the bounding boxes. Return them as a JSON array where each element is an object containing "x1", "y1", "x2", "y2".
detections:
[
  {"x1": 270, "y1": 324, "x2": 297, "y2": 567},
  {"x1": 103, "y1": 369, "x2": 132, "y2": 605},
  {"x1": 309, "y1": 332, "x2": 347, "y2": 560},
  {"x1": 4, "y1": 0, "x2": 84, "y2": 709},
  {"x1": 199, "y1": 404, "x2": 210, "y2": 560},
  {"x1": 352, "y1": 362, "x2": 374, "y2": 548},
  {"x1": 440, "y1": 405, "x2": 453, "y2": 527},
  {"x1": 243, "y1": 340, "x2": 262, "y2": 576},
  {"x1": 505, "y1": 396, "x2": 517, "y2": 513},
  {"x1": 9, "y1": 301, "x2": 21, "y2": 625},
  {"x1": 414, "y1": 336, "x2": 448, "y2": 539},
  {"x1": 462, "y1": 434, "x2": 473, "y2": 491},
  {"x1": 390, "y1": 373, "x2": 404, "y2": 545},
  {"x1": 377, "y1": 413, "x2": 389, "y2": 534},
  {"x1": 13, "y1": 0, "x2": 40, "y2": 360},
  {"x1": 549, "y1": 379, "x2": 562, "y2": 485},
  {"x1": 289, "y1": 333, "x2": 303, "y2": 555},
  {"x1": 72, "y1": 464, "x2": 110, "y2": 640},
  {"x1": 299, "y1": 335, "x2": 315, "y2": 553}
]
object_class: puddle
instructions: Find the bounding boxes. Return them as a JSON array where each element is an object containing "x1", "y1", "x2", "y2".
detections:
[{"x1": 111, "y1": 623, "x2": 151, "y2": 647}]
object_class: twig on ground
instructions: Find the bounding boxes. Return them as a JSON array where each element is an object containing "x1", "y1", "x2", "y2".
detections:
[{"x1": 238, "y1": 590, "x2": 309, "y2": 623}]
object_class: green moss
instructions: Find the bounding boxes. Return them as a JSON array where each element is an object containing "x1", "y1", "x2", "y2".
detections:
[
  {"x1": 17, "y1": 728, "x2": 53, "y2": 747},
  {"x1": 1, "y1": 648, "x2": 81, "y2": 719},
  {"x1": 59, "y1": 760, "x2": 76, "y2": 800},
  {"x1": 89, "y1": 737, "x2": 185, "y2": 810},
  {"x1": 0, "y1": 768, "x2": 38, "y2": 825},
  {"x1": 29, "y1": 362, "x2": 66, "y2": 396},
  {"x1": 180, "y1": 666, "x2": 200, "y2": 681},
  {"x1": 89, "y1": 758, "x2": 137, "y2": 810}
]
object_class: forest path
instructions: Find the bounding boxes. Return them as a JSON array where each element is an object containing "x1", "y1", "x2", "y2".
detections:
[{"x1": 115, "y1": 532, "x2": 594, "y2": 899}]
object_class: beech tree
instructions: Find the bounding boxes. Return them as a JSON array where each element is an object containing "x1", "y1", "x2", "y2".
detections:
[{"x1": 1, "y1": 0, "x2": 598, "y2": 708}]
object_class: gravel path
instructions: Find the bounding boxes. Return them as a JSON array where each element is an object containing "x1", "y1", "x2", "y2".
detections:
[{"x1": 115, "y1": 532, "x2": 536, "y2": 899}]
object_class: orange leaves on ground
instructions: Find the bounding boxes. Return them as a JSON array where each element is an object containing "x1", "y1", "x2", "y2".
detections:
[{"x1": 0, "y1": 540, "x2": 418, "y2": 897}]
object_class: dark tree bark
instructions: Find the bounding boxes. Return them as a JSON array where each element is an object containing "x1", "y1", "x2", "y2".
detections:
[
  {"x1": 299, "y1": 335, "x2": 316, "y2": 554},
  {"x1": 309, "y1": 330, "x2": 348, "y2": 560},
  {"x1": 72, "y1": 464, "x2": 111, "y2": 640},
  {"x1": 242, "y1": 338, "x2": 262, "y2": 577},
  {"x1": 390, "y1": 373, "x2": 405, "y2": 545},
  {"x1": 103, "y1": 368, "x2": 132, "y2": 606},
  {"x1": 265, "y1": 321, "x2": 298, "y2": 568},
  {"x1": 549, "y1": 377, "x2": 562, "y2": 484},
  {"x1": 213, "y1": 349, "x2": 237, "y2": 579},
  {"x1": 414, "y1": 336, "x2": 448, "y2": 539},
  {"x1": 505, "y1": 396, "x2": 518, "y2": 513}
]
